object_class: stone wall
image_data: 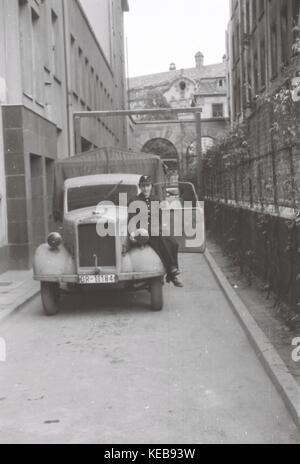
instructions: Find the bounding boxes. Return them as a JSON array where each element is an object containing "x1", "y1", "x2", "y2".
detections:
[{"x1": 2, "y1": 105, "x2": 57, "y2": 270}]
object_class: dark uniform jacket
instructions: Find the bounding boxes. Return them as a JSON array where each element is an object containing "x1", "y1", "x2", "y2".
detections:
[
  {"x1": 128, "y1": 193, "x2": 163, "y2": 236},
  {"x1": 128, "y1": 193, "x2": 179, "y2": 274}
]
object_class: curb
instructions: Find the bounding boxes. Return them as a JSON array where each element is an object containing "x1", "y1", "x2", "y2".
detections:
[
  {"x1": 0, "y1": 285, "x2": 40, "y2": 326},
  {"x1": 204, "y1": 249, "x2": 300, "y2": 431}
]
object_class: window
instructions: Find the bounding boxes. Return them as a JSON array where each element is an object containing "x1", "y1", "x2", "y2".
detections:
[
  {"x1": 245, "y1": 0, "x2": 251, "y2": 34},
  {"x1": 253, "y1": 50, "x2": 258, "y2": 94},
  {"x1": 218, "y1": 79, "x2": 224, "y2": 88},
  {"x1": 236, "y1": 21, "x2": 240, "y2": 54},
  {"x1": 70, "y1": 36, "x2": 79, "y2": 96},
  {"x1": 247, "y1": 57, "x2": 252, "y2": 102},
  {"x1": 280, "y1": 6, "x2": 288, "y2": 64},
  {"x1": 51, "y1": 10, "x2": 62, "y2": 80},
  {"x1": 179, "y1": 81, "x2": 186, "y2": 91},
  {"x1": 271, "y1": 23, "x2": 278, "y2": 77},
  {"x1": 234, "y1": 76, "x2": 241, "y2": 116},
  {"x1": 292, "y1": 0, "x2": 299, "y2": 25},
  {"x1": 31, "y1": 8, "x2": 44, "y2": 103},
  {"x1": 252, "y1": 0, "x2": 257, "y2": 28},
  {"x1": 78, "y1": 47, "x2": 84, "y2": 100},
  {"x1": 232, "y1": 34, "x2": 236, "y2": 62},
  {"x1": 212, "y1": 103, "x2": 224, "y2": 118},
  {"x1": 19, "y1": 0, "x2": 33, "y2": 96},
  {"x1": 260, "y1": 39, "x2": 266, "y2": 88},
  {"x1": 84, "y1": 58, "x2": 89, "y2": 103}
]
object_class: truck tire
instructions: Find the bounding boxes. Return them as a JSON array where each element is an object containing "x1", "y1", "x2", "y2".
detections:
[
  {"x1": 41, "y1": 282, "x2": 60, "y2": 316},
  {"x1": 150, "y1": 278, "x2": 163, "y2": 311}
]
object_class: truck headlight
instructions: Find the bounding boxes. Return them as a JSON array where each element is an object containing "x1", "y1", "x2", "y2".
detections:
[
  {"x1": 47, "y1": 232, "x2": 63, "y2": 250},
  {"x1": 130, "y1": 229, "x2": 149, "y2": 247}
]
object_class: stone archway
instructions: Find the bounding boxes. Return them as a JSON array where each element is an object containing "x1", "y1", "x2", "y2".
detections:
[
  {"x1": 142, "y1": 137, "x2": 179, "y2": 173},
  {"x1": 132, "y1": 121, "x2": 223, "y2": 177}
]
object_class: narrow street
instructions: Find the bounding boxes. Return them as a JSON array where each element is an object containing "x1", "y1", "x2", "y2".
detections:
[{"x1": 0, "y1": 254, "x2": 299, "y2": 444}]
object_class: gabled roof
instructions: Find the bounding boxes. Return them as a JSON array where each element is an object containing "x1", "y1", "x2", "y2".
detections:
[
  {"x1": 196, "y1": 80, "x2": 226, "y2": 95},
  {"x1": 129, "y1": 63, "x2": 226, "y2": 90}
]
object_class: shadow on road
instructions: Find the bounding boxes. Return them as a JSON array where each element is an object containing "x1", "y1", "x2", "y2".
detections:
[{"x1": 46, "y1": 289, "x2": 156, "y2": 319}]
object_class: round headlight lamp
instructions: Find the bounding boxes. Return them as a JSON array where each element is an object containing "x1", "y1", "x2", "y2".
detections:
[
  {"x1": 130, "y1": 229, "x2": 149, "y2": 247},
  {"x1": 47, "y1": 232, "x2": 63, "y2": 250}
]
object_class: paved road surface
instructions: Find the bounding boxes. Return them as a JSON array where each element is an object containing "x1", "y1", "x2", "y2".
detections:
[{"x1": 0, "y1": 254, "x2": 299, "y2": 444}]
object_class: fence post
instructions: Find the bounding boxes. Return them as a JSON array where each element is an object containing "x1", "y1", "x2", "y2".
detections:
[
  {"x1": 269, "y1": 103, "x2": 279, "y2": 214},
  {"x1": 234, "y1": 158, "x2": 238, "y2": 204},
  {"x1": 288, "y1": 145, "x2": 297, "y2": 210},
  {"x1": 195, "y1": 111, "x2": 203, "y2": 199}
]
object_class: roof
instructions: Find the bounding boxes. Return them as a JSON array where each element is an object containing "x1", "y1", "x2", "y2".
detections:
[
  {"x1": 196, "y1": 80, "x2": 226, "y2": 95},
  {"x1": 65, "y1": 174, "x2": 142, "y2": 189},
  {"x1": 129, "y1": 63, "x2": 226, "y2": 90}
]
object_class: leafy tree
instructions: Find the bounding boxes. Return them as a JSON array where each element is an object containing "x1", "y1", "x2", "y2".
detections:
[{"x1": 141, "y1": 89, "x2": 176, "y2": 121}]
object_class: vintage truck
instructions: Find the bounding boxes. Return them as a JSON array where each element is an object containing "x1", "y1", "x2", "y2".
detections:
[{"x1": 33, "y1": 148, "x2": 167, "y2": 316}]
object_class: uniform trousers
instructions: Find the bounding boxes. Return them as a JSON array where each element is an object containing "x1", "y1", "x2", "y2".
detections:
[{"x1": 148, "y1": 236, "x2": 179, "y2": 274}]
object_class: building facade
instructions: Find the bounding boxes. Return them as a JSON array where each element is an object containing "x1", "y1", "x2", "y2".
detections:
[
  {"x1": 128, "y1": 52, "x2": 229, "y2": 175},
  {"x1": 0, "y1": 0, "x2": 129, "y2": 271},
  {"x1": 227, "y1": 0, "x2": 300, "y2": 123}
]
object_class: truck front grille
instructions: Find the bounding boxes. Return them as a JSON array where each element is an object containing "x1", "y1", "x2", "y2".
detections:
[{"x1": 78, "y1": 224, "x2": 116, "y2": 268}]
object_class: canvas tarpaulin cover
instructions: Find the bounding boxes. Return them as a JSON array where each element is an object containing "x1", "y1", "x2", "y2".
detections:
[{"x1": 53, "y1": 146, "x2": 166, "y2": 220}]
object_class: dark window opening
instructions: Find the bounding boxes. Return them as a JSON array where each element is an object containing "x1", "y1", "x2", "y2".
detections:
[
  {"x1": 271, "y1": 23, "x2": 278, "y2": 77},
  {"x1": 260, "y1": 40, "x2": 266, "y2": 88},
  {"x1": 212, "y1": 103, "x2": 224, "y2": 118},
  {"x1": 281, "y1": 6, "x2": 288, "y2": 64},
  {"x1": 179, "y1": 81, "x2": 186, "y2": 91},
  {"x1": 68, "y1": 184, "x2": 138, "y2": 211}
]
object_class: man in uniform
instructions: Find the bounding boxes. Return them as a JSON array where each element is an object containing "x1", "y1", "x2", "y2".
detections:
[{"x1": 128, "y1": 176, "x2": 183, "y2": 287}]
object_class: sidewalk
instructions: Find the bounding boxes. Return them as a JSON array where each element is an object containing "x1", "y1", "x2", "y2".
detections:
[{"x1": 0, "y1": 271, "x2": 40, "y2": 325}]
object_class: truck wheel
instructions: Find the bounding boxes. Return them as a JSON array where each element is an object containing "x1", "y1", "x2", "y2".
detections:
[
  {"x1": 150, "y1": 278, "x2": 163, "y2": 311},
  {"x1": 41, "y1": 282, "x2": 60, "y2": 316}
]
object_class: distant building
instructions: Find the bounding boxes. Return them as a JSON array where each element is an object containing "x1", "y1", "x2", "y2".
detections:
[
  {"x1": 0, "y1": 0, "x2": 129, "y2": 271},
  {"x1": 128, "y1": 52, "x2": 229, "y2": 174},
  {"x1": 227, "y1": 0, "x2": 300, "y2": 123}
]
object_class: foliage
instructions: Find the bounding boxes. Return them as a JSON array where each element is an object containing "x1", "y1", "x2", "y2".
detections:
[
  {"x1": 141, "y1": 89, "x2": 176, "y2": 121},
  {"x1": 205, "y1": 122, "x2": 249, "y2": 169}
]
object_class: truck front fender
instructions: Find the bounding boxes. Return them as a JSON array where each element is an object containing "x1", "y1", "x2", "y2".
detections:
[
  {"x1": 122, "y1": 245, "x2": 165, "y2": 274},
  {"x1": 33, "y1": 243, "x2": 76, "y2": 278}
]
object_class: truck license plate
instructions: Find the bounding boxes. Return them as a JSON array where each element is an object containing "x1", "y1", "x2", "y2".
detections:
[{"x1": 78, "y1": 275, "x2": 116, "y2": 285}]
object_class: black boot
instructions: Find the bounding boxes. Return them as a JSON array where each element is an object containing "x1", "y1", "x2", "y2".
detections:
[
  {"x1": 166, "y1": 273, "x2": 183, "y2": 287},
  {"x1": 171, "y1": 276, "x2": 184, "y2": 288}
]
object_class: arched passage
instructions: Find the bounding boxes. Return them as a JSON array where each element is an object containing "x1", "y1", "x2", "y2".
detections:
[{"x1": 142, "y1": 138, "x2": 179, "y2": 172}]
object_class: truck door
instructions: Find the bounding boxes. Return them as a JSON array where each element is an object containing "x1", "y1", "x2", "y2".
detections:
[{"x1": 154, "y1": 182, "x2": 206, "y2": 253}]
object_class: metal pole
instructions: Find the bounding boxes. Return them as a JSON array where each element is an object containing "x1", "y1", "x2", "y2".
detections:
[
  {"x1": 73, "y1": 107, "x2": 203, "y2": 118},
  {"x1": 195, "y1": 111, "x2": 203, "y2": 199}
]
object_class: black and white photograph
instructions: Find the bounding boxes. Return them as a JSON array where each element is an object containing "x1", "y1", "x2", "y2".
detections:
[{"x1": 0, "y1": 0, "x2": 300, "y2": 446}]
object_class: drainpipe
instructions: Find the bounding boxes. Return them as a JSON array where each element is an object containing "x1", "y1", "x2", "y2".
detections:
[{"x1": 62, "y1": 0, "x2": 72, "y2": 157}]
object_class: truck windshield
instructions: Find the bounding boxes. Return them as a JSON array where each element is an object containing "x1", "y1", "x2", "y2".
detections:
[{"x1": 67, "y1": 184, "x2": 138, "y2": 211}]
